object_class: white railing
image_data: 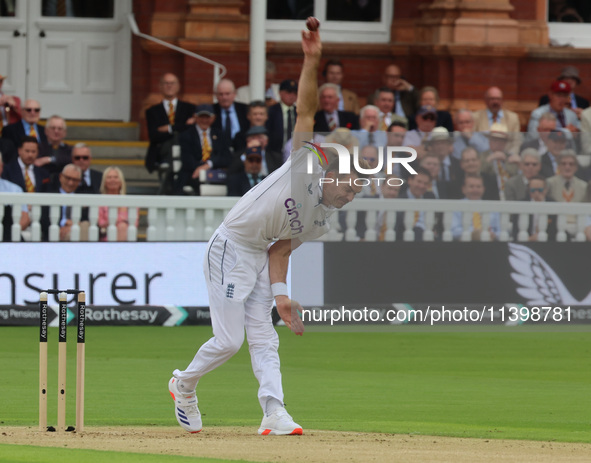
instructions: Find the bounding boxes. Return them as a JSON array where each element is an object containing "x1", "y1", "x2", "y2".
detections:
[
  {"x1": 127, "y1": 14, "x2": 227, "y2": 93},
  {"x1": 1, "y1": 193, "x2": 590, "y2": 243}
]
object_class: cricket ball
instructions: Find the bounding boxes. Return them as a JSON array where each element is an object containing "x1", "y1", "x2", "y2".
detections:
[{"x1": 306, "y1": 17, "x2": 320, "y2": 32}]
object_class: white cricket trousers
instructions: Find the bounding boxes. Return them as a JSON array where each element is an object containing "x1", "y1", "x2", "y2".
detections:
[{"x1": 173, "y1": 225, "x2": 283, "y2": 411}]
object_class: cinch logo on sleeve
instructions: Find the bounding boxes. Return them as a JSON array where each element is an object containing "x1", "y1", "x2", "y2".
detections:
[{"x1": 284, "y1": 198, "x2": 303, "y2": 235}]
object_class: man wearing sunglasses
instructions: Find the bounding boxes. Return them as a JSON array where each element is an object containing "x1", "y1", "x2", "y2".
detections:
[
  {"x1": 72, "y1": 143, "x2": 102, "y2": 194},
  {"x1": 227, "y1": 144, "x2": 265, "y2": 196},
  {"x1": 2, "y1": 99, "x2": 48, "y2": 149}
]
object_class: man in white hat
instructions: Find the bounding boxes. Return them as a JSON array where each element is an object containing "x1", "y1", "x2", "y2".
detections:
[{"x1": 479, "y1": 123, "x2": 520, "y2": 200}]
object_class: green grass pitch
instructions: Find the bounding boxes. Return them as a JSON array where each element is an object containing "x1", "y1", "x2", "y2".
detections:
[{"x1": 1, "y1": 326, "x2": 590, "y2": 461}]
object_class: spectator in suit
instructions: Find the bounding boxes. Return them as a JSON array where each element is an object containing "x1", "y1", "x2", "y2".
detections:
[
  {"x1": 519, "y1": 112, "x2": 559, "y2": 157},
  {"x1": 426, "y1": 127, "x2": 462, "y2": 184},
  {"x1": 266, "y1": 79, "x2": 298, "y2": 153},
  {"x1": 230, "y1": 125, "x2": 283, "y2": 177},
  {"x1": 546, "y1": 150, "x2": 587, "y2": 238},
  {"x1": 351, "y1": 105, "x2": 387, "y2": 148},
  {"x1": 408, "y1": 86, "x2": 453, "y2": 133},
  {"x1": 235, "y1": 60, "x2": 280, "y2": 106},
  {"x1": 98, "y1": 166, "x2": 137, "y2": 241},
  {"x1": 395, "y1": 167, "x2": 437, "y2": 241},
  {"x1": 473, "y1": 86, "x2": 522, "y2": 155},
  {"x1": 213, "y1": 78, "x2": 250, "y2": 148},
  {"x1": 227, "y1": 145, "x2": 265, "y2": 196},
  {"x1": 448, "y1": 146, "x2": 499, "y2": 200},
  {"x1": 314, "y1": 83, "x2": 359, "y2": 133},
  {"x1": 41, "y1": 164, "x2": 89, "y2": 242},
  {"x1": 145, "y1": 73, "x2": 196, "y2": 173},
  {"x1": 386, "y1": 119, "x2": 410, "y2": 178},
  {"x1": 370, "y1": 64, "x2": 419, "y2": 120},
  {"x1": 403, "y1": 105, "x2": 439, "y2": 161},
  {"x1": 419, "y1": 154, "x2": 449, "y2": 199},
  {"x1": 1, "y1": 136, "x2": 49, "y2": 192},
  {"x1": 2, "y1": 99, "x2": 48, "y2": 148},
  {"x1": 177, "y1": 104, "x2": 232, "y2": 195},
  {"x1": 451, "y1": 174, "x2": 500, "y2": 241},
  {"x1": 512, "y1": 175, "x2": 557, "y2": 242},
  {"x1": 374, "y1": 87, "x2": 397, "y2": 131},
  {"x1": 504, "y1": 148, "x2": 542, "y2": 201},
  {"x1": 539, "y1": 66, "x2": 589, "y2": 118},
  {"x1": 34, "y1": 115, "x2": 71, "y2": 173},
  {"x1": 322, "y1": 59, "x2": 360, "y2": 114},
  {"x1": 528, "y1": 80, "x2": 580, "y2": 138},
  {"x1": 0, "y1": 73, "x2": 21, "y2": 129},
  {"x1": 233, "y1": 100, "x2": 268, "y2": 153},
  {"x1": 0, "y1": 155, "x2": 29, "y2": 241},
  {"x1": 71, "y1": 143, "x2": 102, "y2": 194},
  {"x1": 479, "y1": 123, "x2": 520, "y2": 200},
  {"x1": 540, "y1": 129, "x2": 568, "y2": 178},
  {"x1": 452, "y1": 109, "x2": 489, "y2": 159}
]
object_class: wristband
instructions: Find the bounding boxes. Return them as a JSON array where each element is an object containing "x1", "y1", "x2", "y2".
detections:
[{"x1": 271, "y1": 282, "x2": 288, "y2": 298}]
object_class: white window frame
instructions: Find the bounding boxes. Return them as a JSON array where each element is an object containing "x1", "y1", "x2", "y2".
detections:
[
  {"x1": 547, "y1": 0, "x2": 591, "y2": 48},
  {"x1": 265, "y1": 0, "x2": 392, "y2": 43}
]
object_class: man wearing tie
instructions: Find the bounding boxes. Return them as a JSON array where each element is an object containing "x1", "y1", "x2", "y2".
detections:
[
  {"x1": 2, "y1": 99, "x2": 48, "y2": 148},
  {"x1": 1, "y1": 136, "x2": 49, "y2": 192},
  {"x1": 145, "y1": 73, "x2": 196, "y2": 173},
  {"x1": 213, "y1": 79, "x2": 249, "y2": 147},
  {"x1": 375, "y1": 88, "x2": 396, "y2": 131},
  {"x1": 178, "y1": 104, "x2": 232, "y2": 195},
  {"x1": 71, "y1": 143, "x2": 102, "y2": 194},
  {"x1": 313, "y1": 83, "x2": 358, "y2": 132},
  {"x1": 227, "y1": 145, "x2": 265, "y2": 196},
  {"x1": 528, "y1": 81, "x2": 580, "y2": 139},
  {"x1": 266, "y1": 79, "x2": 298, "y2": 153}
]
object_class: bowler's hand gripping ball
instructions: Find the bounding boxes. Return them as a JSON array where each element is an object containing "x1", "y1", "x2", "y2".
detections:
[{"x1": 306, "y1": 17, "x2": 320, "y2": 32}]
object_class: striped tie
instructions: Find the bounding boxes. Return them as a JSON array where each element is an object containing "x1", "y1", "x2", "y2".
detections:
[
  {"x1": 24, "y1": 168, "x2": 35, "y2": 193},
  {"x1": 473, "y1": 212, "x2": 482, "y2": 230},
  {"x1": 168, "y1": 101, "x2": 175, "y2": 126},
  {"x1": 29, "y1": 125, "x2": 37, "y2": 138},
  {"x1": 328, "y1": 115, "x2": 337, "y2": 131},
  {"x1": 202, "y1": 134, "x2": 211, "y2": 161}
]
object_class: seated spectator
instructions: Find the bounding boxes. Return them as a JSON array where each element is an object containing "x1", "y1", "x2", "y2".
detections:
[
  {"x1": 539, "y1": 66, "x2": 589, "y2": 118},
  {"x1": 1, "y1": 136, "x2": 49, "y2": 192},
  {"x1": 504, "y1": 148, "x2": 542, "y2": 201},
  {"x1": 2, "y1": 99, "x2": 47, "y2": 147},
  {"x1": 374, "y1": 87, "x2": 397, "y2": 131},
  {"x1": 369, "y1": 64, "x2": 419, "y2": 120},
  {"x1": 386, "y1": 119, "x2": 410, "y2": 178},
  {"x1": 177, "y1": 104, "x2": 231, "y2": 195},
  {"x1": 528, "y1": 81, "x2": 580, "y2": 138},
  {"x1": 452, "y1": 109, "x2": 489, "y2": 159},
  {"x1": 227, "y1": 145, "x2": 265, "y2": 197},
  {"x1": 540, "y1": 129, "x2": 568, "y2": 178},
  {"x1": 395, "y1": 167, "x2": 437, "y2": 241},
  {"x1": 479, "y1": 123, "x2": 520, "y2": 200},
  {"x1": 0, "y1": 155, "x2": 30, "y2": 241},
  {"x1": 451, "y1": 174, "x2": 500, "y2": 241},
  {"x1": 213, "y1": 78, "x2": 250, "y2": 149},
  {"x1": 35, "y1": 115, "x2": 72, "y2": 173},
  {"x1": 425, "y1": 127, "x2": 462, "y2": 183},
  {"x1": 235, "y1": 60, "x2": 280, "y2": 106},
  {"x1": 512, "y1": 175, "x2": 557, "y2": 242},
  {"x1": 98, "y1": 166, "x2": 137, "y2": 242},
  {"x1": 72, "y1": 143, "x2": 102, "y2": 194},
  {"x1": 419, "y1": 154, "x2": 449, "y2": 199},
  {"x1": 546, "y1": 150, "x2": 587, "y2": 237},
  {"x1": 231, "y1": 125, "x2": 282, "y2": 176},
  {"x1": 41, "y1": 164, "x2": 89, "y2": 242},
  {"x1": 233, "y1": 100, "x2": 268, "y2": 153},
  {"x1": 322, "y1": 59, "x2": 360, "y2": 114},
  {"x1": 448, "y1": 146, "x2": 499, "y2": 200},
  {"x1": 403, "y1": 105, "x2": 439, "y2": 161},
  {"x1": 473, "y1": 86, "x2": 522, "y2": 155},
  {"x1": 408, "y1": 86, "x2": 453, "y2": 133},
  {"x1": 145, "y1": 73, "x2": 196, "y2": 173},
  {"x1": 351, "y1": 105, "x2": 387, "y2": 148},
  {"x1": 520, "y1": 112, "x2": 563, "y2": 157},
  {"x1": 314, "y1": 83, "x2": 359, "y2": 132}
]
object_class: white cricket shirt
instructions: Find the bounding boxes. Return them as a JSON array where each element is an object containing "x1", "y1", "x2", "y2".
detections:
[{"x1": 223, "y1": 147, "x2": 333, "y2": 250}]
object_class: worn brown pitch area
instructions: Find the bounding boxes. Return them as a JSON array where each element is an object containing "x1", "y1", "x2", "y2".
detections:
[{"x1": 1, "y1": 426, "x2": 591, "y2": 462}]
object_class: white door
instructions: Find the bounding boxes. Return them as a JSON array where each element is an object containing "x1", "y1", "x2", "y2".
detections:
[{"x1": 0, "y1": 0, "x2": 131, "y2": 120}]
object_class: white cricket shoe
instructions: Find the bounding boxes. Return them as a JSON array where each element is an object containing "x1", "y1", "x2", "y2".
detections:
[
  {"x1": 258, "y1": 407, "x2": 303, "y2": 436},
  {"x1": 168, "y1": 377, "x2": 202, "y2": 433}
]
